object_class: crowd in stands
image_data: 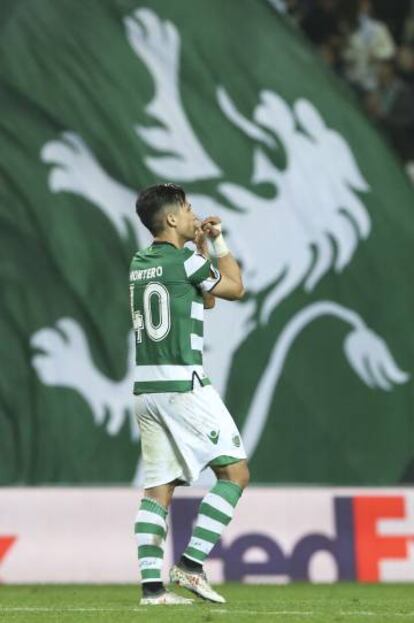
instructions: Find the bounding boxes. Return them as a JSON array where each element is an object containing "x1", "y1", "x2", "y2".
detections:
[{"x1": 269, "y1": 0, "x2": 414, "y2": 183}]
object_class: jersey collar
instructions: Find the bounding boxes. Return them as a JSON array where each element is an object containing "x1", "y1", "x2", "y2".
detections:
[{"x1": 151, "y1": 240, "x2": 180, "y2": 250}]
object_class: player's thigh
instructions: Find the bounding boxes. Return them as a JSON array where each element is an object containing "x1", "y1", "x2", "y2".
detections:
[{"x1": 134, "y1": 395, "x2": 181, "y2": 483}]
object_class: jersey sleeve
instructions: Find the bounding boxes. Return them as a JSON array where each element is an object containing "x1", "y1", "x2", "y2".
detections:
[{"x1": 183, "y1": 250, "x2": 221, "y2": 292}]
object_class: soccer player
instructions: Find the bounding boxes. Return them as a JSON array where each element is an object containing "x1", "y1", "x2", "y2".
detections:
[{"x1": 130, "y1": 183, "x2": 249, "y2": 605}]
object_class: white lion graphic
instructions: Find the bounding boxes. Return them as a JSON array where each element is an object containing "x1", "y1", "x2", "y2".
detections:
[{"x1": 33, "y1": 8, "x2": 409, "y2": 484}]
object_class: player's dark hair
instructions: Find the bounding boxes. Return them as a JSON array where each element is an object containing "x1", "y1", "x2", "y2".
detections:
[{"x1": 136, "y1": 183, "x2": 186, "y2": 235}]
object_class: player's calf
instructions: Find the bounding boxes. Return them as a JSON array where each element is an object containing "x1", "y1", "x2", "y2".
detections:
[{"x1": 171, "y1": 477, "x2": 245, "y2": 602}]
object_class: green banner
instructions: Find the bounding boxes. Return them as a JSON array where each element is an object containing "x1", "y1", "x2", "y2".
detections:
[{"x1": 1, "y1": 0, "x2": 414, "y2": 485}]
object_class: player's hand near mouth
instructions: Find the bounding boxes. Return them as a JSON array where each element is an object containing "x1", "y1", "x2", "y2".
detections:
[
  {"x1": 201, "y1": 215, "x2": 245, "y2": 301},
  {"x1": 194, "y1": 220, "x2": 215, "y2": 309}
]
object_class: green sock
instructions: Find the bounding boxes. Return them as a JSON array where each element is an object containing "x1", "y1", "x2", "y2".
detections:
[
  {"x1": 183, "y1": 480, "x2": 242, "y2": 564},
  {"x1": 135, "y1": 497, "x2": 167, "y2": 584}
]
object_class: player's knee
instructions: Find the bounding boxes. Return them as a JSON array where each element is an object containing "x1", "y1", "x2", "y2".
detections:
[
  {"x1": 236, "y1": 461, "x2": 250, "y2": 490},
  {"x1": 144, "y1": 480, "x2": 176, "y2": 508},
  {"x1": 218, "y1": 460, "x2": 250, "y2": 490}
]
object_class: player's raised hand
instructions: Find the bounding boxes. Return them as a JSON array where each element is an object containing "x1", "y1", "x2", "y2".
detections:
[
  {"x1": 194, "y1": 220, "x2": 209, "y2": 257},
  {"x1": 201, "y1": 216, "x2": 222, "y2": 239}
]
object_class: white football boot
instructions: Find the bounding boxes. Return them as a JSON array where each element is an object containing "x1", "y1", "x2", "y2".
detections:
[
  {"x1": 169, "y1": 565, "x2": 226, "y2": 603},
  {"x1": 140, "y1": 589, "x2": 193, "y2": 605}
]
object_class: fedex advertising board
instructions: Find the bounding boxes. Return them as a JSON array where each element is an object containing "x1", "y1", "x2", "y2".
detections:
[{"x1": 0, "y1": 488, "x2": 413, "y2": 583}]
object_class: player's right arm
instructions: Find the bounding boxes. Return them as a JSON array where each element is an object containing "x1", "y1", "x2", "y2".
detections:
[
  {"x1": 201, "y1": 216, "x2": 245, "y2": 301},
  {"x1": 211, "y1": 254, "x2": 245, "y2": 301}
]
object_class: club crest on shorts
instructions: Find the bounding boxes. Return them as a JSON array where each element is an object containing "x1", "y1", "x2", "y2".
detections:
[
  {"x1": 208, "y1": 430, "x2": 220, "y2": 445},
  {"x1": 232, "y1": 435, "x2": 241, "y2": 448}
]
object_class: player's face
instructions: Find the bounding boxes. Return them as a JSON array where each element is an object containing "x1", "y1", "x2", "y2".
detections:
[{"x1": 176, "y1": 200, "x2": 198, "y2": 241}]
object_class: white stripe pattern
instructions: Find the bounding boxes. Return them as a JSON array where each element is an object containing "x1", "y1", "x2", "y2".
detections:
[
  {"x1": 135, "y1": 364, "x2": 207, "y2": 382},
  {"x1": 135, "y1": 532, "x2": 163, "y2": 546},
  {"x1": 136, "y1": 510, "x2": 166, "y2": 528},
  {"x1": 188, "y1": 536, "x2": 212, "y2": 555},
  {"x1": 197, "y1": 513, "x2": 226, "y2": 535},
  {"x1": 204, "y1": 493, "x2": 234, "y2": 519},
  {"x1": 190, "y1": 334, "x2": 204, "y2": 352},
  {"x1": 184, "y1": 252, "x2": 207, "y2": 278},
  {"x1": 139, "y1": 557, "x2": 163, "y2": 571},
  {"x1": 191, "y1": 301, "x2": 204, "y2": 321}
]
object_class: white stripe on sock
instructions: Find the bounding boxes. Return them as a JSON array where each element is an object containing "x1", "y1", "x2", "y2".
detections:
[
  {"x1": 135, "y1": 532, "x2": 163, "y2": 547},
  {"x1": 139, "y1": 557, "x2": 163, "y2": 571},
  {"x1": 136, "y1": 510, "x2": 166, "y2": 529},
  {"x1": 188, "y1": 536, "x2": 213, "y2": 555},
  {"x1": 197, "y1": 513, "x2": 226, "y2": 535},
  {"x1": 204, "y1": 492, "x2": 234, "y2": 519}
]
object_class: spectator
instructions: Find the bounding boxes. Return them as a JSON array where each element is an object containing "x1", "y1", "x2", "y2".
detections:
[
  {"x1": 396, "y1": 44, "x2": 414, "y2": 87},
  {"x1": 365, "y1": 58, "x2": 414, "y2": 161},
  {"x1": 290, "y1": 0, "x2": 414, "y2": 181},
  {"x1": 302, "y1": 0, "x2": 341, "y2": 46},
  {"x1": 342, "y1": 0, "x2": 396, "y2": 92},
  {"x1": 300, "y1": 0, "x2": 349, "y2": 74},
  {"x1": 370, "y1": 0, "x2": 411, "y2": 42},
  {"x1": 403, "y1": 13, "x2": 414, "y2": 45}
]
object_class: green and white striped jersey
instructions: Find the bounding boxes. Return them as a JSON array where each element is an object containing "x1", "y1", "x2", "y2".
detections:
[{"x1": 129, "y1": 241, "x2": 221, "y2": 394}]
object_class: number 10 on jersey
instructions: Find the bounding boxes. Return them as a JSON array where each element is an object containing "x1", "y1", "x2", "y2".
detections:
[{"x1": 129, "y1": 282, "x2": 171, "y2": 343}]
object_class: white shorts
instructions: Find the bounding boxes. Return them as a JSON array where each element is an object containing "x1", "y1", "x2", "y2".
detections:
[{"x1": 134, "y1": 384, "x2": 247, "y2": 488}]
